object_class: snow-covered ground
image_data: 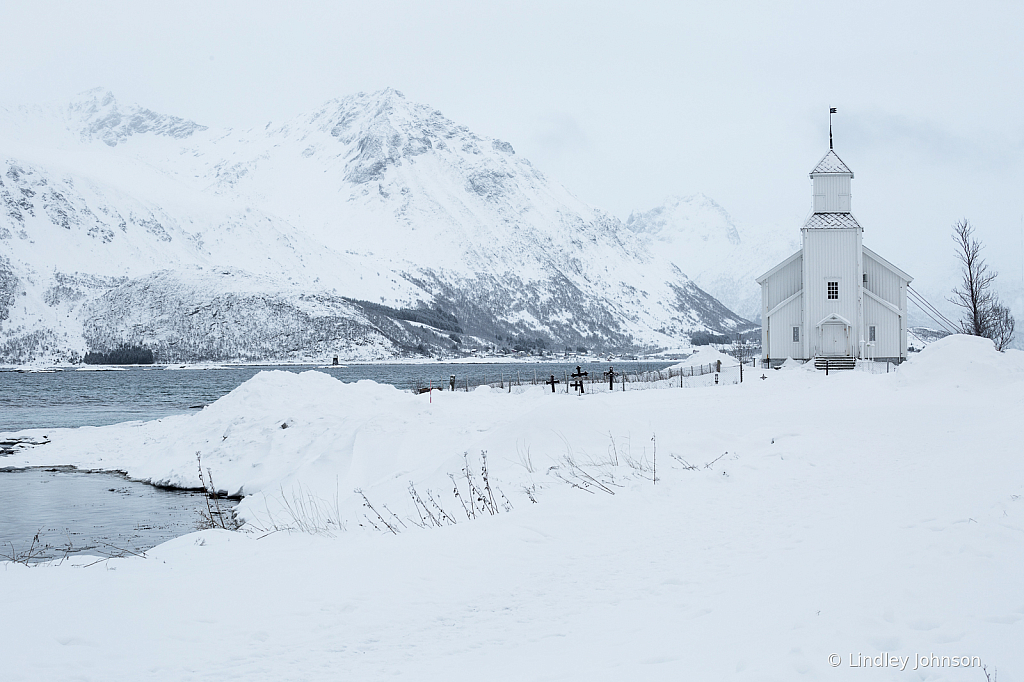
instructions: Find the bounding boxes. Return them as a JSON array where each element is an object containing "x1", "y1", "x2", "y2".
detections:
[{"x1": 2, "y1": 335, "x2": 1022, "y2": 680}]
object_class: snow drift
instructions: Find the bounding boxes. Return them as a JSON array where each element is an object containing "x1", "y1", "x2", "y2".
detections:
[{"x1": 898, "y1": 333, "x2": 1024, "y2": 389}]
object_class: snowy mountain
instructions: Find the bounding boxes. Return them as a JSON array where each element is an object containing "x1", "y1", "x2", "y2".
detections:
[
  {"x1": 625, "y1": 194, "x2": 798, "y2": 321},
  {"x1": 0, "y1": 88, "x2": 751, "y2": 364}
]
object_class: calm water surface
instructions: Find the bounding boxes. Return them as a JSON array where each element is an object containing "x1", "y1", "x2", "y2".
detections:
[
  {"x1": 0, "y1": 467, "x2": 236, "y2": 563},
  {"x1": 0, "y1": 361, "x2": 674, "y2": 432}
]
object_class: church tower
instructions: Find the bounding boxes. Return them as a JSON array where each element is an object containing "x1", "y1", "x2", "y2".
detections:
[{"x1": 800, "y1": 148, "x2": 864, "y2": 360}]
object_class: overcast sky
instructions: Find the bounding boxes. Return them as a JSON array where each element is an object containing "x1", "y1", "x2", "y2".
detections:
[{"x1": 2, "y1": 0, "x2": 1022, "y2": 315}]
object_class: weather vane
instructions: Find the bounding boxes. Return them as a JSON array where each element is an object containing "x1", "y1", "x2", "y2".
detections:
[{"x1": 829, "y1": 107, "x2": 837, "y2": 150}]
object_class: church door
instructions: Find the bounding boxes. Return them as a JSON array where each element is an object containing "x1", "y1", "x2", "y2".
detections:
[{"x1": 821, "y1": 323, "x2": 849, "y2": 356}]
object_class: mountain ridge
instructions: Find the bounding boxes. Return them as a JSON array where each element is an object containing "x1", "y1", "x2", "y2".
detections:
[{"x1": 0, "y1": 88, "x2": 754, "y2": 364}]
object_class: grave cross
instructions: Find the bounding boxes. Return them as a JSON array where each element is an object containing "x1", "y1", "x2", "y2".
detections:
[
  {"x1": 603, "y1": 366, "x2": 617, "y2": 390},
  {"x1": 545, "y1": 374, "x2": 560, "y2": 393},
  {"x1": 570, "y1": 365, "x2": 588, "y2": 395}
]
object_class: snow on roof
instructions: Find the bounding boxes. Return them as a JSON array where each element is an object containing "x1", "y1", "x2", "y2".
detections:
[
  {"x1": 810, "y1": 150, "x2": 853, "y2": 175},
  {"x1": 803, "y1": 212, "x2": 862, "y2": 229}
]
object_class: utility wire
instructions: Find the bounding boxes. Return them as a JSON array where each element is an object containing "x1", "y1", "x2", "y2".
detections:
[
  {"x1": 906, "y1": 286, "x2": 958, "y2": 334},
  {"x1": 906, "y1": 285, "x2": 956, "y2": 328},
  {"x1": 907, "y1": 286, "x2": 959, "y2": 332},
  {"x1": 907, "y1": 295, "x2": 954, "y2": 333},
  {"x1": 907, "y1": 290, "x2": 957, "y2": 334}
]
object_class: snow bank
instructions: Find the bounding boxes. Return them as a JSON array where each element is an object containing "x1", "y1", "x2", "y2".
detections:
[
  {"x1": 4, "y1": 370, "x2": 576, "y2": 525},
  {"x1": 898, "y1": 334, "x2": 1024, "y2": 389},
  {"x1": 778, "y1": 356, "x2": 809, "y2": 370},
  {"x1": 666, "y1": 345, "x2": 735, "y2": 370},
  {"x1": 4, "y1": 370, "x2": 469, "y2": 519}
]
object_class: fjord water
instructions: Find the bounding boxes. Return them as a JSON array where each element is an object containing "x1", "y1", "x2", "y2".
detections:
[
  {"x1": 0, "y1": 467, "x2": 236, "y2": 563},
  {"x1": 0, "y1": 361, "x2": 673, "y2": 432}
]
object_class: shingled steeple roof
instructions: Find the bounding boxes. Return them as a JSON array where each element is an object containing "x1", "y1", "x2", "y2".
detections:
[{"x1": 809, "y1": 150, "x2": 853, "y2": 177}]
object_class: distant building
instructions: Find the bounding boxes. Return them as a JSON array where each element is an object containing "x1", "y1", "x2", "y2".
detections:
[{"x1": 757, "y1": 146, "x2": 912, "y2": 366}]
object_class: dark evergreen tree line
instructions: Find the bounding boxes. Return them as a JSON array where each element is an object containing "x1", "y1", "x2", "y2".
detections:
[{"x1": 83, "y1": 345, "x2": 155, "y2": 365}]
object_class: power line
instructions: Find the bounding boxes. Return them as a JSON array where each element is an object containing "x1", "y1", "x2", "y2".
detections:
[
  {"x1": 907, "y1": 294, "x2": 955, "y2": 334},
  {"x1": 907, "y1": 285, "x2": 956, "y2": 328},
  {"x1": 906, "y1": 286, "x2": 958, "y2": 333},
  {"x1": 907, "y1": 288, "x2": 957, "y2": 333},
  {"x1": 908, "y1": 287, "x2": 959, "y2": 331}
]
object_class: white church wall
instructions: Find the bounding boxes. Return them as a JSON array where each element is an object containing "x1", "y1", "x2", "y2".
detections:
[
  {"x1": 863, "y1": 251, "x2": 902, "y2": 306},
  {"x1": 863, "y1": 296, "x2": 901, "y2": 359},
  {"x1": 762, "y1": 254, "x2": 803, "y2": 311},
  {"x1": 766, "y1": 294, "x2": 804, "y2": 361},
  {"x1": 803, "y1": 228, "x2": 861, "y2": 357}
]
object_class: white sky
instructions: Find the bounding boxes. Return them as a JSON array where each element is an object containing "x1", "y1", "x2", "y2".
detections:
[{"x1": 2, "y1": 0, "x2": 1022, "y2": 316}]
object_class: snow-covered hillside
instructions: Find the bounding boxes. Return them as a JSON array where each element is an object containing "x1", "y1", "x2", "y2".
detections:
[
  {"x1": 626, "y1": 193, "x2": 798, "y2": 320},
  {"x1": 0, "y1": 88, "x2": 751, "y2": 363}
]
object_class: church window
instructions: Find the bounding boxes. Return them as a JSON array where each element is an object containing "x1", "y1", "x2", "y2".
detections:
[
  {"x1": 869, "y1": 325, "x2": 876, "y2": 342},
  {"x1": 792, "y1": 326, "x2": 800, "y2": 342},
  {"x1": 827, "y1": 281, "x2": 839, "y2": 299}
]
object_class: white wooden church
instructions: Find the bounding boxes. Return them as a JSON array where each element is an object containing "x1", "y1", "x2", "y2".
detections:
[{"x1": 757, "y1": 143, "x2": 912, "y2": 366}]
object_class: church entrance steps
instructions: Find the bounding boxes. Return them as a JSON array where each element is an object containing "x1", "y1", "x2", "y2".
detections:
[{"x1": 814, "y1": 357, "x2": 856, "y2": 371}]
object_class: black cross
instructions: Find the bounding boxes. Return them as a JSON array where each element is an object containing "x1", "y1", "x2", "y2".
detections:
[
  {"x1": 545, "y1": 374, "x2": 560, "y2": 393},
  {"x1": 603, "y1": 366, "x2": 617, "y2": 390},
  {"x1": 570, "y1": 365, "x2": 588, "y2": 394}
]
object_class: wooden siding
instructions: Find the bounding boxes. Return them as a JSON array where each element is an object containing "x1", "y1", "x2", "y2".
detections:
[
  {"x1": 761, "y1": 254, "x2": 804, "y2": 360},
  {"x1": 863, "y1": 251, "x2": 901, "y2": 306},
  {"x1": 863, "y1": 295, "x2": 901, "y2": 359},
  {"x1": 803, "y1": 228, "x2": 861, "y2": 357},
  {"x1": 765, "y1": 293, "x2": 803, "y2": 361},
  {"x1": 762, "y1": 254, "x2": 803, "y2": 311},
  {"x1": 812, "y1": 174, "x2": 852, "y2": 212},
  {"x1": 863, "y1": 249, "x2": 909, "y2": 359}
]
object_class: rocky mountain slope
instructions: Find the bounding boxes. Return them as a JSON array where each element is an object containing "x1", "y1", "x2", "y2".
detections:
[
  {"x1": 0, "y1": 88, "x2": 752, "y2": 363},
  {"x1": 625, "y1": 194, "x2": 798, "y2": 321}
]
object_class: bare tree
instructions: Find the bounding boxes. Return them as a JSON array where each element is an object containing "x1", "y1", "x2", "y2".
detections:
[
  {"x1": 949, "y1": 219, "x2": 1015, "y2": 350},
  {"x1": 989, "y1": 302, "x2": 1016, "y2": 352}
]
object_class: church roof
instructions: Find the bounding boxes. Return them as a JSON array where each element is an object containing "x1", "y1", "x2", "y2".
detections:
[
  {"x1": 803, "y1": 212, "x2": 862, "y2": 229},
  {"x1": 810, "y1": 150, "x2": 853, "y2": 176}
]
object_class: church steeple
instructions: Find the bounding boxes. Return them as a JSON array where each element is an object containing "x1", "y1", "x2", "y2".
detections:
[{"x1": 809, "y1": 149, "x2": 853, "y2": 214}]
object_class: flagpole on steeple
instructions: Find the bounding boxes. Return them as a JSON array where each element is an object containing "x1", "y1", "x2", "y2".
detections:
[{"x1": 829, "y1": 107, "x2": 837, "y2": 150}]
